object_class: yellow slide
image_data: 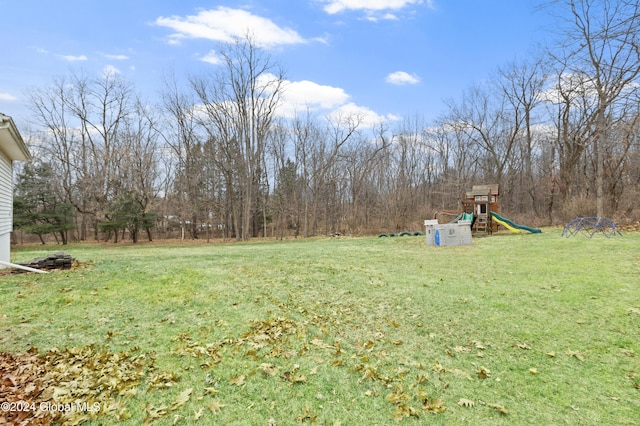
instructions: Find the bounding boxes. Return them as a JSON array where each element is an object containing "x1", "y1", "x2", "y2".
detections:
[{"x1": 491, "y1": 215, "x2": 521, "y2": 233}]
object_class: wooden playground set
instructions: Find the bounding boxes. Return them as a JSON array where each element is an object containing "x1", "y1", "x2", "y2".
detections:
[
  {"x1": 434, "y1": 184, "x2": 542, "y2": 235},
  {"x1": 427, "y1": 184, "x2": 623, "y2": 243}
]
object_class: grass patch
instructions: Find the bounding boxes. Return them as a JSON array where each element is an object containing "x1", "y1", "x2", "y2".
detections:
[{"x1": 1, "y1": 231, "x2": 639, "y2": 425}]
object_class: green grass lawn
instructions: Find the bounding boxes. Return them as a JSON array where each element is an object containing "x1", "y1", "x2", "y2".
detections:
[{"x1": 1, "y1": 230, "x2": 639, "y2": 425}]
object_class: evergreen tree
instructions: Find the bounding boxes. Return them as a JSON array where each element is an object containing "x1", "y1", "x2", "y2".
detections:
[
  {"x1": 99, "y1": 192, "x2": 156, "y2": 243},
  {"x1": 13, "y1": 163, "x2": 76, "y2": 244}
]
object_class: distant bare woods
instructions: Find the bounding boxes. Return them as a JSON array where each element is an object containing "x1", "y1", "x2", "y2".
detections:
[{"x1": 17, "y1": 1, "x2": 640, "y2": 242}]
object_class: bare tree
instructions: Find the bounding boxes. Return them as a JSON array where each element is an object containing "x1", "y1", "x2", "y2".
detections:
[
  {"x1": 159, "y1": 71, "x2": 205, "y2": 239},
  {"x1": 113, "y1": 99, "x2": 163, "y2": 242},
  {"x1": 497, "y1": 57, "x2": 549, "y2": 213},
  {"x1": 191, "y1": 34, "x2": 284, "y2": 240},
  {"x1": 387, "y1": 116, "x2": 434, "y2": 229},
  {"x1": 66, "y1": 70, "x2": 134, "y2": 238},
  {"x1": 314, "y1": 111, "x2": 362, "y2": 235},
  {"x1": 25, "y1": 76, "x2": 79, "y2": 237},
  {"x1": 290, "y1": 109, "x2": 322, "y2": 237},
  {"x1": 444, "y1": 83, "x2": 522, "y2": 187},
  {"x1": 26, "y1": 70, "x2": 135, "y2": 240},
  {"x1": 342, "y1": 122, "x2": 389, "y2": 233},
  {"x1": 549, "y1": 0, "x2": 640, "y2": 216}
]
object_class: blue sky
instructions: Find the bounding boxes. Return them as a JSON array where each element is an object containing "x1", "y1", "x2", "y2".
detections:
[{"x1": 1, "y1": 0, "x2": 555, "y2": 130}]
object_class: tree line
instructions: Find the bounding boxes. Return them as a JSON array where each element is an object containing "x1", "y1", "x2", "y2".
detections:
[{"x1": 13, "y1": 0, "x2": 640, "y2": 243}]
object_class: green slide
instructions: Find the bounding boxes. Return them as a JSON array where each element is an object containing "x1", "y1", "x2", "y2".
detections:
[
  {"x1": 490, "y1": 212, "x2": 542, "y2": 234},
  {"x1": 448, "y1": 212, "x2": 474, "y2": 224}
]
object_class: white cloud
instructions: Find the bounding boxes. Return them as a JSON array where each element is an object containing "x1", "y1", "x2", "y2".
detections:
[
  {"x1": 102, "y1": 65, "x2": 121, "y2": 77},
  {"x1": 200, "y1": 50, "x2": 222, "y2": 65},
  {"x1": 321, "y1": 0, "x2": 432, "y2": 14},
  {"x1": 0, "y1": 93, "x2": 17, "y2": 101},
  {"x1": 102, "y1": 53, "x2": 129, "y2": 60},
  {"x1": 155, "y1": 7, "x2": 307, "y2": 48},
  {"x1": 60, "y1": 54, "x2": 88, "y2": 62},
  {"x1": 283, "y1": 80, "x2": 350, "y2": 110},
  {"x1": 327, "y1": 102, "x2": 399, "y2": 127},
  {"x1": 385, "y1": 71, "x2": 420, "y2": 85},
  {"x1": 364, "y1": 12, "x2": 399, "y2": 22},
  {"x1": 277, "y1": 79, "x2": 396, "y2": 127},
  {"x1": 188, "y1": 72, "x2": 393, "y2": 128}
]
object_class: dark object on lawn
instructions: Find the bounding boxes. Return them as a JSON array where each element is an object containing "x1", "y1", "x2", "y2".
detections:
[
  {"x1": 379, "y1": 231, "x2": 423, "y2": 238},
  {"x1": 13, "y1": 252, "x2": 74, "y2": 273},
  {"x1": 562, "y1": 217, "x2": 622, "y2": 238}
]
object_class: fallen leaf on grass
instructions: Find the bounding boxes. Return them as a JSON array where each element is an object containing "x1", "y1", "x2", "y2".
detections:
[
  {"x1": 454, "y1": 345, "x2": 470, "y2": 353},
  {"x1": 392, "y1": 404, "x2": 421, "y2": 420},
  {"x1": 309, "y1": 337, "x2": 333, "y2": 349},
  {"x1": 103, "y1": 401, "x2": 131, "y2": 421},
  {"x1": 144, "y1": 404, "x2": 169, "y2": 425},
  {"x1": 566, "y1": 350, "x2": 585, "y2": 361},
  {"x1": 281, "y1": 371, "x2": 308, "y2": 384},
  {"x1": 386, "y1": 388, "x2": 410, "y2": 405},
  {"x1": 229, "y1": 374, "x2": 246, "y2": 386},
  {"x1": 422, "y1": 397, "x2": 446, "y2": 414},
  {"x1": 259, "y1": 363, "x2": 280, "y2": 377},
  {"x1": 208, "y1": 400, "x2": 226, "y2": 414},
  {"x1": 296, "y1": 405, "x2": 318, "y2": 424},
  {"x1": 472, "y1": 341, "x2": 486, "y2": 350},
  {"x1": 149, "y1": 371, "x2": 180, "y2": 389},
  {"x1": 357, "y1": 363, "x2": 380, "y2": 381},
  {"x1": 529, "y1": 368, "x2": 538, "y2": 375},
  {"x1": 204, "y1": 387, "x2": 219, "y2": 395},
  {"x1": 120, "y1": 387, "x2": 138, "y2": 397},
  {"x1": 194, "y1": 408, "x2": 204, "y2": 420},
  {"x1": 170, "y1": 388, "x2": 192, "y2": 410},
  {"x1": 332, "y1": 341, "x2": 343, "y2": 356},
  {"x1": 620, "y1": 349, "x2": 634, "y2": 357},
  {"x1": 476, "y1": 367, "x2": 491, "y2": 379},
  {"x1": 487, "y1": 403, "x2": 509, "y2": 414},
  {"x1": 431, "y1": 360, "x2": 447, "y2": 373},
  {"x1": 458, "y1": 398, "x2": 475, "y2": 408},
  {"x1": 414, "y1": 373, "x2": 429, "y2": 385}
]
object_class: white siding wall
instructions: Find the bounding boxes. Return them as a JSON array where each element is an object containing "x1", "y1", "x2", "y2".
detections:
[{"x1": 0, "y1": 153, "x2": 12, "y2": 263}]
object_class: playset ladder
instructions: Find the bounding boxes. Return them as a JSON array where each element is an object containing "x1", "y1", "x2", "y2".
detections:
[{"x1": 475, "y1": 214, "x2": 489, "y2": 234}]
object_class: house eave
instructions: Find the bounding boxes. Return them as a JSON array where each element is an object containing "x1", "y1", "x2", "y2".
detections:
[{"x1": 0, "y1": 113, "x2": 31, "y2": 161}]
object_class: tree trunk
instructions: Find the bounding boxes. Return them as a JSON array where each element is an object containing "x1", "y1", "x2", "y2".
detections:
[{"x1": 595, "y1": 109, "x2": 605, "y2": 217}]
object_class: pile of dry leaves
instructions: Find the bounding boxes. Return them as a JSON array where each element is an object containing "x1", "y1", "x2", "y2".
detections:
[{"x1": 0, "y1": 345, "x2": 151, "y2": 426}]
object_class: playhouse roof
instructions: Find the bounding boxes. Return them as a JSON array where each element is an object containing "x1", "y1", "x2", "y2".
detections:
[
  {"x1": 466, "y1": 184, "x2": 499, "y2": 198},
  {"x1": 0, "y1": 113, "x2": 31, "y2": 161}
]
